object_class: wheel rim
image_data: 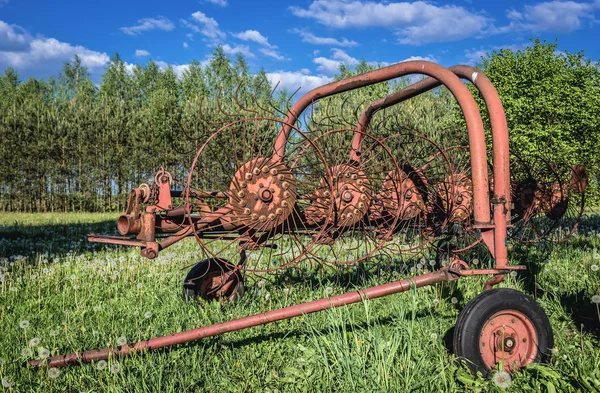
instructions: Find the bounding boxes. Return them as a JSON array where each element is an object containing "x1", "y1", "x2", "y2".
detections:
[
  {"x1": 479, "y1": 310, "x2": 538, "y2": 371},
  {"x1": 197, "y1": 270, "x2": 239, "y2": 301}
]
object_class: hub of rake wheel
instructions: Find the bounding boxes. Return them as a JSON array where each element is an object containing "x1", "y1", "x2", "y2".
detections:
[{"x1": 230, "y1": 157, "x2": 296, "y2": 232}]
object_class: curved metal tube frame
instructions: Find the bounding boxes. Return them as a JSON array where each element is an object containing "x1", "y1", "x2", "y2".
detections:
[{"x1": 350, "y1": 65, "x2": 510, "y2": 268}]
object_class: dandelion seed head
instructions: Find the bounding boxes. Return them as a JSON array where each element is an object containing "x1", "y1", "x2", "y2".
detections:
[
  {"x1": 510, "y1": 270, "x2": 517, "y2": 277},
  {"x1": 264, "y1": 292, "x2": 271, "y2": 301},
  {"x1": 325, "y1": 286, "x2": 333, "y2": 295},
  {"x1": 430, "y1": 333, "x2": 438, "y2": 340},
  {"x1": 93, "y1": 306, "x2": 101, "y2": 312},
  {"x1": 42, "y1": 268, "x2": 49, "y2": 274},
  {"x1": 70, "y1": 275, "x2": 76, "y2": 280},
  {"x1": 10, "y1": 286, "x2": 17, "y2": 292},
  {"x1": 21, "y1": 347, "x2": 32, "y2": 357},
  {"x1": 429, "y1": 259, "x2": 436, "y2": 266},
  {"x1": 592, "y1": 295, "x2": 600, "y2": 304},
  {"x1": 451, "y1": 297, "x2": 458, "y2": 304},
  {"x1": 472, "y1": 258, "x2": 479, "y2": 266},
  {"x1": 137, "y1": 283, "x2": 143, "y2": 289},
  {"x1": 28, "y1": 337, "x2": 40, "y2": 347},
  {"x1": 283, "y1": 288, "x2": 290, "y2": 296},
  {"x1": 432, "y1": 298, "x2": 439, "y2": 305},
  {"x1": 591, "y1": 264, "x2": 599, "y2": 272},
  {"x1": 96, "y1": 360, "x2": 107, "y2": 370},
  {"x1": 117, "y1": 336, "x2": 127, "y2": 346},
  {"x1": 1, "y1": 377, "x2": 14, "y2": 388},
  {"x1": 50, "y1": 329, "x2": 59, "y2": 337},
  {"x1": 144, "y1": 312, "x2": 152, "y2": 319},
  {"x1": 38, "y1": 348, "x2": 50, "y2": 359},
  {"x1": 110, "y1": 363, "x2": 121, "y2": 374},
  {"x1": 257, "y1": 280, "x2": 265, "y2": 288},
  {"x1": 48, "y1": 367, "x2": 61, "y2": 379},
  {"x1": 19, "y1": 319, "x2": 30, "y2": 329},
  {"x1": 550, "y1": 347, "x2": 559, "y2": 355},
  {"x1": 492, "y1": 371, "x2": 512, "y2": 389}
]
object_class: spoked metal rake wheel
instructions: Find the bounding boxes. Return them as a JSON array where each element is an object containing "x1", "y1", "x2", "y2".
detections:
[
  {"x1": 185, "y1": 118, "x2": 333, "y2": 280},
  {"x1": 510, "y1": 153, "x2": 587, "y2": 245},
  {"x1": 303, "y1": 128, "x2": 403, "y2": 266}
]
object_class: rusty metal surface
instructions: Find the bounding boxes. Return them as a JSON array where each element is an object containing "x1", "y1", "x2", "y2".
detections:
[{"x1": 29, "y1": 267, "x2": 458, "y2": 368}]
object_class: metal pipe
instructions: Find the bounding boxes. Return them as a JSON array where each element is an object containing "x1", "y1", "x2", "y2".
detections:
[
  {"x1": 29, "y1": 268, "x2": 458, "y2": 368},
  {"x1": 352, "y1": 65, "x2": 510, "y2": 268},
  {"x1": 274, "y1": 60, "x2": 491, "y2": 228}
]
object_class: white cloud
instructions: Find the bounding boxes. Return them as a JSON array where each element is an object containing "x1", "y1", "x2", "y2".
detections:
[
  {"x1": 259, "y1": 48, "x2": 289, "y2": 61},
  {"x1": 507, "y1": 0, "x2": 600, "y2": 33},
  {"x1": 154, "y1": 61, "x2": 190, "y2": 78},
  {"x1": 313, "y1": 48, "x2": 360, "y2": 74},
  {"x1": 464, "y1": 43, "x2": 530, "y2": 64},
  {"x1": 0, "y1": 21, "x2": 30, "y2": 52},
  {"x1": 221, "y1": 44, "x2": 255, "y2": 58},
  {"x1": 233, "y1": 29, "x2": 274, "y2": 47},
  {"x1": 120, "y1": 16, "x2": 175, "y2": 36},
  {"x1": 291, "y1": 0, "x2": 490, "y2": 44},
  {"x1": 135, "y1": 49, "x2": 150, "y2": 57},
  {"x1": 185, "y1": 11, "x2": 226, "y2": 42},
  {"x1": 0, "y1": 0, "x2": 8, "y2": 7},
  {"x1": 0, "y1": 23, "x2": 110, "y2": 78},
  {"x1": 206, "y1": 0, "x2": 227, "y2": 6},
  {"x1": 292, "y1": 28, "x2": 358, "y2": 47},
  {"x1": 266, "y1": 70, "x2": 332, "y2": 94},
  {"x1": 183, "y1": 42, "x2": 189, "y2": 49}
]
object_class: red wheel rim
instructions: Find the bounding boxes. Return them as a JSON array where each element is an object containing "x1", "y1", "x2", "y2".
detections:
[
  {"x1": 479, "y1": 310, "x2": 538, "y2": 372},
  {"x1": 198, "y1": 271, "x2": 237, "y2": 301}
]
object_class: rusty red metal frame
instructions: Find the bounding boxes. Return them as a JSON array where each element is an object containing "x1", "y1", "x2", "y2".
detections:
[
  {"x1": 29, "y1": 265, "x2": 522, "y2": 368},
  {"x1": 54, "y1": 61, "x2": 525, "y2": 369},
  {"x1": 349, "y1": 65, "x2": 510, "y2": 270}
]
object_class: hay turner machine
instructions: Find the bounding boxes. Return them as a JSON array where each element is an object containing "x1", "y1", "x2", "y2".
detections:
[{"x1": 31, "y1": 61, "x2": 588, "y2": 374}]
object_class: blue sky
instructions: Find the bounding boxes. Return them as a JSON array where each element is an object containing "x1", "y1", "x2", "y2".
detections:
[{"x1": 1, "y1": 0, "x2": 599, "y2": 93}]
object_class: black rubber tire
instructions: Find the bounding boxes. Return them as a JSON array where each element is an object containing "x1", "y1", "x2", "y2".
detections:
[
  {"x1": 182, "y1": 258, "x2": 245, "y2": 302},
  {"x1": 453, "y1": 288, "x2": 553, "y2": 375}
]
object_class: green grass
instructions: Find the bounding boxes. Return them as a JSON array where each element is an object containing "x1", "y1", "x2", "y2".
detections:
[{"x1": 1, "y1": 213, "x2": 599, "y2": 392}]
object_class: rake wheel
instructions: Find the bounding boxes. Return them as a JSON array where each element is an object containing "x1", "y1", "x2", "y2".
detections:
[{"x1": 185, "y1": 118, "x2": 332, "y2": 273}]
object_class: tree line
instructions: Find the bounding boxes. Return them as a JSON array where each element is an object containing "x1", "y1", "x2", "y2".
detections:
[{"x1": 0, "y1": 40, "x2": 598, "y2": 212}]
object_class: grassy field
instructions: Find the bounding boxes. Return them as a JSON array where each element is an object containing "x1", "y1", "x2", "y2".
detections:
[{"x1": 0, "y1": 213, "x2": 599, "y2": 392}]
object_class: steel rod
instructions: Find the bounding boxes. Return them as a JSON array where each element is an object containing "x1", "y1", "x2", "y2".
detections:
[{"x1": 29, "y1": 268, "x2": 458, "y2": 368}]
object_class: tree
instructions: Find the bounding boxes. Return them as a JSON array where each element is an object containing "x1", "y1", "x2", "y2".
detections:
[{"x1": 474, "y1": 39, "x2": 600, "y2": 178}]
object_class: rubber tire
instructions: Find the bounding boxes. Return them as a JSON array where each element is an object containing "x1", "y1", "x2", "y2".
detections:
[
  {"x1": 182, "y1": 258, "x2": 245, "y2": 302},
  {"x1": 453, "y1": 288, "x2": 553, "y2": 375}
]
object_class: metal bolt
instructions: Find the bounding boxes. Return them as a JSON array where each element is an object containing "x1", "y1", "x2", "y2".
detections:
[
  {"x1": 238, "y1": 200, "x2": 246, "y2": 207},
  {"x1": 283, "y1": 191, "x2": 291, "y2": 198},
  {"x1": 240, "y1": 181, "x2": 247, "y2": 188},
  {"x1": 245, "y1": 173, "x2": 253, "y2": 181},
  {"x1": 250, "y1": 213, "x2": 258, "y2": 220},
  {"x1": 237, "y1": 190, "x2": 246, "y2": 198},
  {"x1": 277, "y1": 174, "x2": 285, "y2": 181},
  {"x1": 360, "y1": 186, "x2": 366, "y2": 192},
  {"x1": 259, "y1": 215, "x2": 266, "y2": 221},
  {"x1": 270, "y1": 168, "x2": 278, "y2": 175},
  {"x1": 282, "y1": 201, "x2": 289, "y2": 207},
  {"x1": 341, "y1": 214, "x2": 346, "y2": 219},
  {"x1": 262, "y1": 166, "x2": 269, "y2": 173},
  {"x1": 243, "y1": 208, "x2": 251, "y2": 215},
  {"x1": 275, "y1": 208, "x2": 283, "y2": 215},
  {"x1": 347, "y1": 213, "x2": 353, "y2": 219},
  {"x1": 282, "y1": 182, "x2": 289, "y2": 189},
  {"x1": 253, "y1": 168, "x2": 261, "y2": 175},
  {"x1": 511, "y1": 318, "x2": 516, "y2": 324},
  {"x1": 268, "y1": 213, "x2": 275, "y2": 220},
  {"x1": 522, "y1": 338, "x2": 527, "y2": 342},
  {"x1": 357, "y1": 202, "x2": 364, "y2": 209},
  {"x1": 351, "y1": 174, "x2": 357, "y2": 180}
]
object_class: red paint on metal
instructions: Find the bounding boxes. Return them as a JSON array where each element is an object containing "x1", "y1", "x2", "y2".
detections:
[
  {"x1": 29, "y1": 268, "x2": 458, "y2": 368},
  {"x1": 479, "y1": 310, "x2": 538, "y2": 371},
  {"x1": 352, "y1": 65, "x2": 510, "y2": 269},
  {"x1": 274, "y1": 61, "x2": 491, "y2": 231}
]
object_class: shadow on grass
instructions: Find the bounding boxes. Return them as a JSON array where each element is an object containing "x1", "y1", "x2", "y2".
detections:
[{"x1": 0, "y1": 219, "x2": 121, "y2": 258}]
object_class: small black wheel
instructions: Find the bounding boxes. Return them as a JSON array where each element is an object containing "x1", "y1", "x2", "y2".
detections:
[
  {"x1": 183, "y1": 258, "x2": 245, "y2": 302},
  {"x1": 453, "y1": 288, "x2": 553, "y2": 374}
]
